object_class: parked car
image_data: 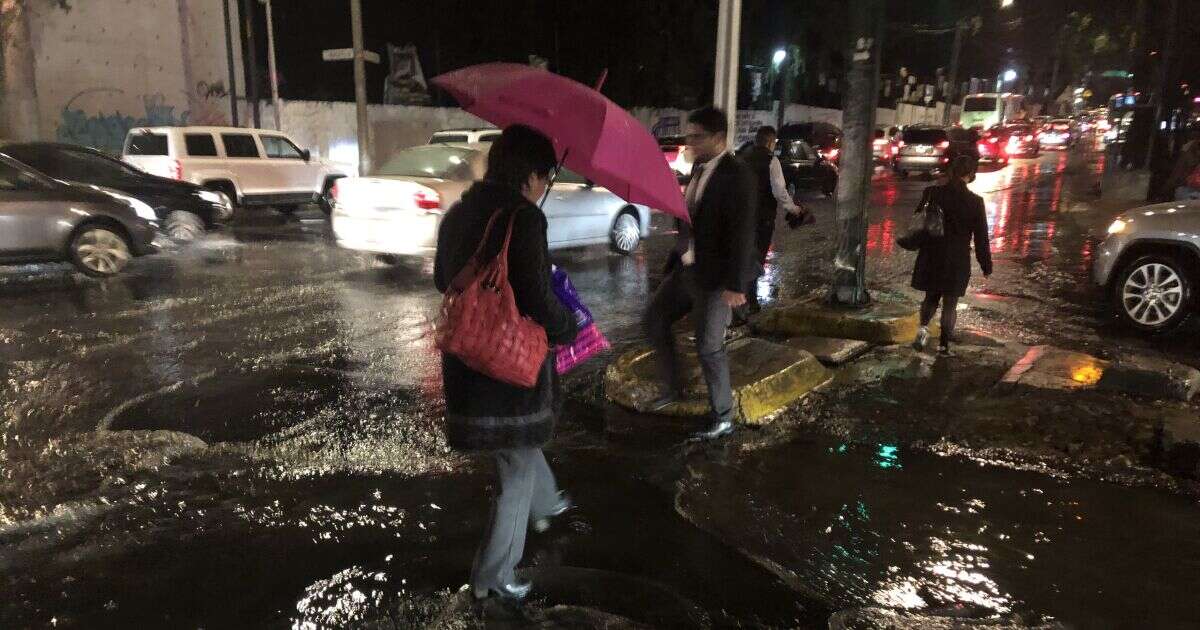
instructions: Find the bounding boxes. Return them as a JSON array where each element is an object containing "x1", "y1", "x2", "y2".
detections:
[
  {"x1": 1094, "y1": 201, "x2": 1200, "y2": 332},
  {"x1": 872, "y1": 128, "x2": 893, "y2": 163},
  {"x1": 775, "y1": 137, "x2": 839, "y2": 197},
  {"x1": 331, "y1": 143, "x2": 651, "y2": 260},
  {"x1": 428, "y1": 128, "x2": 502, "y2": 144},
  {"x1": 121, "y1": 126, "x2": 347, "y2": 216},
  {"x1": 0, "y1": 153, "x2": 159, "y2": 277},
  {"x1": 994, "y1": 123, "x2": 1040, "y2": 158},
  {"x1": 1, "y1": 142, "x2": 232, "y2": 241},
  {"x1": 892, "y1": 125, "x2": 952, "y2": 178},
  {"x1": 779, "y1": 122, "x2": 841, "y2": 163},
  {"x1": 1039, "y1": 119, "x2": 1076, "y2": 150},
  {"x1": 976, "y1": 128, "x2": 1011, "y2": 166}
]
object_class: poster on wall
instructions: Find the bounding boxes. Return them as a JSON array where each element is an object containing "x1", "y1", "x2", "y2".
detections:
[{"x1": 384, "y1": 43, "x2": 431, "y2": 105}]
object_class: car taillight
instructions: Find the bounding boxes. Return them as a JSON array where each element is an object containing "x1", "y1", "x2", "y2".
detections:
[
  {"x1": 413, "y1": 189, "x2": 441, "y2": 210},
  {"x1": 1024, "y1": 135, "x2": 1034, "y2": 142},
  {"x1": 988, "y1": 137, "x2": 998, "y2": 144},
  {"x1": 897, "y1": 141, "x2": 905, "y2": 148},
  {"x1": 937, "y1": 141, "x2": 950, "y2": 150},
  {"x1": 821, "y1": 148, "x2": 840, "y2": 161},
  {"x1": 977, "y1": 143, "x2": 988, "y2": 153},
  {"x1": 168, "y1": 159, "x2": 182, "y2": 180},
  {"x1": 331, "y1": 181, "x2": 340, "y2": 201}
]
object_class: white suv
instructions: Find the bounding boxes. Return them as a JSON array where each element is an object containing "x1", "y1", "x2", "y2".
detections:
[{"x1": 122, "y1": 126, "x2": 347, "y2": 216}]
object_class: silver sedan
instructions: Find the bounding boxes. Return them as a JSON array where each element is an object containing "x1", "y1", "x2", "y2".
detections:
[
  {"x1": 0, "y1": 154, "x2": 159, "y2": 277},
  {"x1": 331, "y1": 143, "x2": 651, "y2": 260}
]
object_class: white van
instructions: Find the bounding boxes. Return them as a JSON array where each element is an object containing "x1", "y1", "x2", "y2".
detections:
[{"x1": 122, "y1": 126, "x2": 347, "y2": 215}]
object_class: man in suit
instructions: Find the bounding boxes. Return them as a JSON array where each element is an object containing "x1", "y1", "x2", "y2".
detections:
[
  {"x1": 643, "y1": 106, "x2": 757, "y2": 441},
  {"x1": 736, "y1": 125, "x2": 811, "y2": 313}
]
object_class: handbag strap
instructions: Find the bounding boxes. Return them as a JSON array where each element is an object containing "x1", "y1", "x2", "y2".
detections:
[{"x1": 450, "y1": 207, "x2": 521, "y2": 292}]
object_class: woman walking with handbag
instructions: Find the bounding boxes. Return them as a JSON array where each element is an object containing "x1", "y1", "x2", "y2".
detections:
[
  {"x1": 911, "y1": 155, "x2": 993, "y2": 356},
  {"x1": 433, "y1": 125, "x2": 578, "y2": 603}
]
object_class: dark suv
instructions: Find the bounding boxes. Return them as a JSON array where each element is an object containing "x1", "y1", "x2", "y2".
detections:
[{"x1": 0, "y1": 142, "x2": 233, "y2": 241}]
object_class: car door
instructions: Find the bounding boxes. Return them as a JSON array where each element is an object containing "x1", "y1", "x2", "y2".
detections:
[
  {"x1": 0, "y1": 159, "x2": 61, "y2": 257},
  {"x1": 219, "y1": 132, "x2": 267, "y2": 196},
  {"x1": 542, "y1": 168, "x2": 609, "y2": 247},
  {"x1": 261, "y1": 134, "x2": 313, "y2": 194}
]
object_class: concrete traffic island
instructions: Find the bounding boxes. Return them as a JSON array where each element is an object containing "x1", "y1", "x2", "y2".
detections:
[
  {"x1": 751, "y1": 298, "x2": 924, "y2": 344},
  {"x1": 604, "y1": 337, "x2": 832, "y2": 425}
]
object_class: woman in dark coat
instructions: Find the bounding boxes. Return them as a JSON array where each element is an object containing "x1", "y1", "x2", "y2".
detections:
[
  {"x1": 911, "y1": 155, "x2": 993, "y2": 355},
  {"x1": 433, "y1": 125, "x2": 578, "y2": 603}
]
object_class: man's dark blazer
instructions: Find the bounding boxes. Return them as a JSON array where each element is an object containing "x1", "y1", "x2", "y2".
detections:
[{"x1": 672, "y1": 152, "x2": 758, "y2": 294}]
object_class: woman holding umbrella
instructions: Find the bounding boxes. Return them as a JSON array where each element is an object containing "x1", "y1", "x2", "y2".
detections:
[{"x1": 434, "y1": 125, "x2": 578, "y2": 602}]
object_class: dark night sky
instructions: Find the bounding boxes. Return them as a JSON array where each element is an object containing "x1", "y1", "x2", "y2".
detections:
[{"x1": 251, "y1": 0, "x2": 1200, "y2": 109}]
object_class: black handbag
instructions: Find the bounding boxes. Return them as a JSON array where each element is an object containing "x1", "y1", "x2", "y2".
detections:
[{"x1": 896, "y1": 190, "x2": 945, "y2": 251}]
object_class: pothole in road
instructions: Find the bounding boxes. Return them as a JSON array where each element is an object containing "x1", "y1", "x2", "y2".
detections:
[{"x1": 108, "y1": 366, "x2": 350, "y2": 443}]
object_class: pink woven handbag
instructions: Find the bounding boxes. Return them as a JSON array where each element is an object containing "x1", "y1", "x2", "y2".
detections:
[{"x1": 436, "y1": 209, "x2": 548, "y2": 388}]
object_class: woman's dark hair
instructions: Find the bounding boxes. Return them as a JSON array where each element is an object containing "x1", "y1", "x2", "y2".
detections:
[
  {"x1": 485, "y1": 124, "x2": 558, "y2": 189},
  {"x1": 688, "y1": 106, "x2": 729, "y2": 138},
  {"x1": 949, "y1": 154, "x2": 978, "y2": 183}
]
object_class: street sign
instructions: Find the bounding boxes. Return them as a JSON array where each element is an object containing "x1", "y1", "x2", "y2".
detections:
[{"x1": 322, "y1": 48, "x2": 380, "y2": 64}]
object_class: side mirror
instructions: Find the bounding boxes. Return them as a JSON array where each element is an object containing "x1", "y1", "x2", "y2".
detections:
[{"x1": 301, "y1": 149, "x2": 312, "y2": 162}]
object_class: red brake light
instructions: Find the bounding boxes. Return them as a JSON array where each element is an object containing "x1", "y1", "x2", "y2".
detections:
[
  {"x1": 937, "y1": 141, "x2": 950, "y2": 150},
  {"x1": 897, "y1": 141, "x2": 905, "y2": 148},
  {"x1": 1024, "y1": 135, "x2": 1034, "y2": 142},
  {"x1": 169, "y1": 159, "x2": 182, "y2": 180},
  {"x1": 413, "y1": 189, "x2": 441, "y2": 210},
  {"x1": 331, "y1": 181, "x2": 340, "y2": 200}
]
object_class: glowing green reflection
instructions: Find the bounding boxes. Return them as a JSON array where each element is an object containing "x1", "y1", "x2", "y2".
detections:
[{"x1": 876, "y1": 444, "x2": 901, "y2": 469}]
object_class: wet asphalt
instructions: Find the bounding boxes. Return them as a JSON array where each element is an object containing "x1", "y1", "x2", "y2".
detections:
[{"x1": 2, "y1": 138, "x2": 1199, "y2": 628}]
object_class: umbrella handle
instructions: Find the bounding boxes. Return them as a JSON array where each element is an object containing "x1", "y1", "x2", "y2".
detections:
[
  {"x1": 538, "y1": 148, "x2": 570, "y2": 209},
  {"x1": 594, "y1": 69, "x2": 608, "y2": 92}
]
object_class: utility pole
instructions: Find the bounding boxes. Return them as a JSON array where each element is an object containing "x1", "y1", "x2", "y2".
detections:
[
  {"x1": 350, "y1": 0, "x2": 371, "y2": 176},
  {"x1": 713, "y1": 0, "x2": 742, "y2": 140},
  {"x1": 830, "y1": 0, "x2": 884, "y2": 307},
  {"x1": 261, "y1": 0, "x2": 282, "y2": 130},
  {"x1": 1146, "y1": 0, "x2": 1180, "y2": 191},
  {"x1": 1047, "y1": 25, "x2": 1067, "y2": 115},
  {"x1": 942, "y1": 20, "x2": 966, "y2": 126},
  {"x1": 239, "y1": 0, "x2": 261, "y2": 127},
  {"x1": 221, "y1": 0, "x2": 240, "y2": 126}
]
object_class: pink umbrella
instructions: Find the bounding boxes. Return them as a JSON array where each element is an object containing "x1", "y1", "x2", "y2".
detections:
[{"x1": 431, "y1": 62, "x2": 688, "y2": 222}]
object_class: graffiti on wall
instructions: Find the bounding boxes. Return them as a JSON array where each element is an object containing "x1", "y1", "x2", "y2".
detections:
[{"x1": 56, "y1": 81, "x2": 230, "y2": 154}]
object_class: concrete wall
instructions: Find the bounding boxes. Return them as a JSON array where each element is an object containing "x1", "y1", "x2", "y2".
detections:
[{"x1": 26, "y1": 0, "x2": 243, "y2": 154}]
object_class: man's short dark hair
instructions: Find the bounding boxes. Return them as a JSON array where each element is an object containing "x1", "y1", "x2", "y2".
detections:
[
  {"x1": 755, "y1": 125, "x2": 777, "y2": 145},
  {"x1": 688, "y1": 106, "x2": 728, "y2": 138},
  {"x1": 485, "y1": 124, "x2": 558, "y2": 189}
]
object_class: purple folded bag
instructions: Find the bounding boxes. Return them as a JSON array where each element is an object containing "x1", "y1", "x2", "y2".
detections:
[{"x1": 550, "y1": 266, "x2": 609, "y2": 373}]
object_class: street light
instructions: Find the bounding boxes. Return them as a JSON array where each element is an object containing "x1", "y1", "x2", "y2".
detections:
[
  {"x1": 772, "y1": 49, "x2": 787, "y2": 67},
  {"x1": 1001, "y1": 0, "x2": 1014, "y2": 7},
  {"x1": 1003, "y1": 69, "x2": 1018, "y2": 82}
]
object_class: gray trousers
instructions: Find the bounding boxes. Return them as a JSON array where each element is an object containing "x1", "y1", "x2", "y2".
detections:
[
  {"x1": 644, "y1": 265, "x2": 735, "y2": 423},
  {"x1": 471, "y1": 447, "x2": 559, "y2": 597}
]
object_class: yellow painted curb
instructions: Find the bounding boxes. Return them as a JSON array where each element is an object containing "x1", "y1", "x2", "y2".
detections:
[
  {"x1": 604, "y1": 337, "x2": 832, "y2": 425},
  {"x1": 753, "y1": 300, "x2": 924, "y2": 345}
]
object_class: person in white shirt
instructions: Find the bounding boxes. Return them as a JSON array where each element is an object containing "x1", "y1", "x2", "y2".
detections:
[{"x1": 736, "y1": 125, "x2": 812, "y2": 313}]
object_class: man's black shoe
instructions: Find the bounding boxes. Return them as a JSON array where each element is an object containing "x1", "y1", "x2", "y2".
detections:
[{"x1": 691, "y1": 419, "x2": 735, "y2": 441}]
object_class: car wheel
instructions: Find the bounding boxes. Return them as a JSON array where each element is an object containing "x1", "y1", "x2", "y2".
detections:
[
  {"x1": 319, "y1": 180, "x2": 337, "y2": 216},
  {"x1": 609, "y1": 209, "x2": 642, "y2": 255},
  {"x1": 822, "y1": 175, "x2": 837, "y2": 197},
  {"x1": 70, "y1": 225, "x2": 132, "y2": 278},
  {"x1": 165, "y1": 210, "x2": 205, "y2": 242},
  {"x1": 1112, "y1": 255, "x2": 1193, "y2": 333}
]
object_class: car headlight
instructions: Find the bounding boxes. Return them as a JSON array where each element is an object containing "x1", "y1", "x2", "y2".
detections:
[{"x1": 1107, "y1": 219, "x2": 1127, "y2": 235}]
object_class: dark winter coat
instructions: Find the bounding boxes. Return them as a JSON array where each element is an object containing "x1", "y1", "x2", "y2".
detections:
[
  {"x1": 910, "y1": 182, "x2": 993, "y2": 297},
  {"x1": 433, "y1": 181, "x2": 578, "y2": 452}
]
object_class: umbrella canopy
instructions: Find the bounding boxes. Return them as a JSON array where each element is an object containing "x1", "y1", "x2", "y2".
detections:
[{"x1": 432, "y1": 62, "x2": 687, "y2": 222}]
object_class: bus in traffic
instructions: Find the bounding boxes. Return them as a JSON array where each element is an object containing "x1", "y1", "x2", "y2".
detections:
[{"x1": 959, "y1": 93, "x2": 1024, "y2": 129}]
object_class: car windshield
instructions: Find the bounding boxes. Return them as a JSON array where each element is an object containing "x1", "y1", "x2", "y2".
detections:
[
  {"x1": 374, "y1": 146, "x2": 478, "y2": 180},
  {"x1": 902, "y1": 128, "x2": 948, "y2": 144},
  {"x1": 430, "y1": 134, "x2": 469, "y2": 144},
  {"x1": 964, "y1": 97, "x2": 997, "y2": 112}
]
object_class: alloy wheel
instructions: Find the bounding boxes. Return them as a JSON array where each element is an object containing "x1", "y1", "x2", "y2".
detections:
[
  {"x1": 1122, "y1": 262, "x2": 1184, "y2": 327},
  {"x1": 611, "y1": 213, "x2": 641, "y2": 254},
  {"x1": 74, "y1": 228, "x2": 131, "y2": 275}
]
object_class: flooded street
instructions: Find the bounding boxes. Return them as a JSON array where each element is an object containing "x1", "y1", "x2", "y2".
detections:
[{"x1": 3, "y1": 141, "x2": 1200, "y2": 628}]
